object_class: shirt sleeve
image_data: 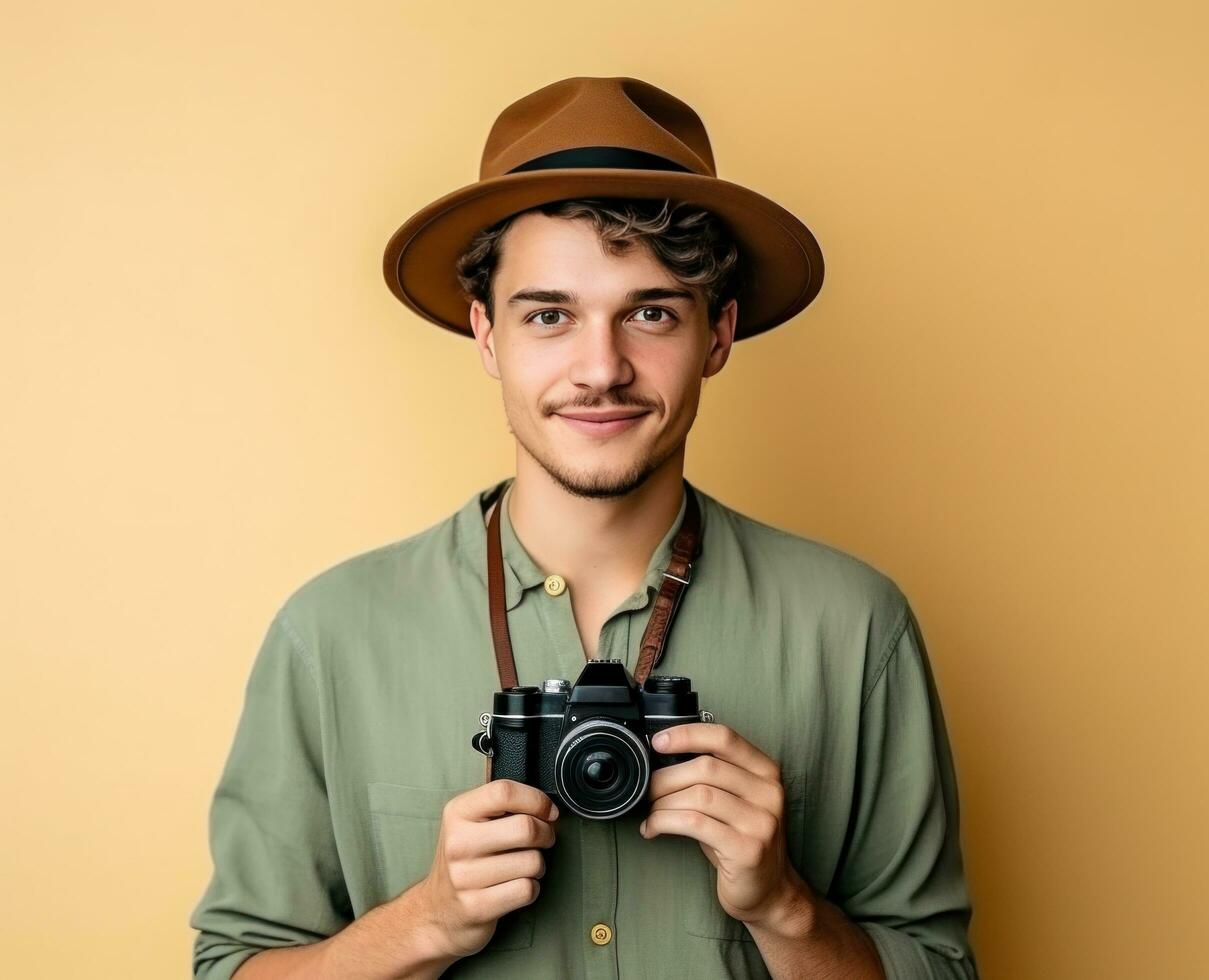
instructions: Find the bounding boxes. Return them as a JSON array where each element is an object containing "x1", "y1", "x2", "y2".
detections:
[
  {"x1": 189, "y1": 605, "x2": 352, "y2": 979},
  {"x1": 831, "y1": 600, "x2": 980, "y2": 979}
]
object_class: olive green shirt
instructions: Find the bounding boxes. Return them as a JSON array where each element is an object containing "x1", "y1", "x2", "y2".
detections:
[{"x1": 190, "y1": 476, "x2": 978, "y2": 979}]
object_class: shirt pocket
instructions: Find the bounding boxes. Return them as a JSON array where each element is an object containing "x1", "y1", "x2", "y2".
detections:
[
  {"x1": 680, "y1": 769, "x2": 808, "y2": 942},
  {"x1": 367, "y1": 781, "x2": 536, "y2": 951}
]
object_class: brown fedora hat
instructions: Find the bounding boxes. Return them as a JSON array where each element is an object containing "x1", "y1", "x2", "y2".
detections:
[{"x1": 382, "y1": 75, "x2": 824, "y2": 342}]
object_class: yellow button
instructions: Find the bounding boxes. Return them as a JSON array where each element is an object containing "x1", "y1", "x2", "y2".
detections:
[
  {"x1": 544, "y1": 574, "x2": 567, "y2": 596},
  {"x1": 590, "y1": 922, "x2": 613, "y2": 945}
]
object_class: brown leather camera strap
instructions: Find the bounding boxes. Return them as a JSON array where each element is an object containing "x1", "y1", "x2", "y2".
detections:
[{"x1": 485, "y1": 479, "x2": 701, "y2": 690}]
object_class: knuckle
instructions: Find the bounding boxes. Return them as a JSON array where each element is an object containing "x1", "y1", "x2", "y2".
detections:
[
  {"x1": 760, "y1": 811, "x2": 779, "y2": 840},
  {"x1": 453, "y1": 890, "x2": 476, "y2": 922},
  {"x1": 511, "y1": 876, "x2": 537, "y2": 905}
]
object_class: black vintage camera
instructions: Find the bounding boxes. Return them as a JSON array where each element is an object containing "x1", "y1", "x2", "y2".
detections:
[{"x1": 469, "y1": 659, "x2": 713, "y2": 820}]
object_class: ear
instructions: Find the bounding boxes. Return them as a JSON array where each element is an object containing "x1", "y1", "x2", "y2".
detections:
[
  {"x1": 703, "y1": 298, "x2": 738, "y2": 379},
  {"x1": 469, "y1": 299, "x2": 501, "y2": 381}
]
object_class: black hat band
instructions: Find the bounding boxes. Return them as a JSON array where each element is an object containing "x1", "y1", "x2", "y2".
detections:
[{"x1": 504, "y1": 146, "x2": 696, "y2": 175}]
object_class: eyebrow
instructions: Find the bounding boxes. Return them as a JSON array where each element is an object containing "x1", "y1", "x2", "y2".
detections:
[{"x1": 505, "y1": 286, "x2": 698, "y2": 306}]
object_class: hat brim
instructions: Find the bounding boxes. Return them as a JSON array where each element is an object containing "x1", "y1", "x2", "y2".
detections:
[{"x1": 382, "y1": 168, "x2": 824, "y2": 342}]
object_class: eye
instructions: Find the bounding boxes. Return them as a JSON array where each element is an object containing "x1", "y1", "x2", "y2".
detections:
[
  {"x1": 630, "y1": 306, "x2": 678, "y2": 325},
  {"x1": 524, "y1": 309, "x2": 570, "y2": 329}
]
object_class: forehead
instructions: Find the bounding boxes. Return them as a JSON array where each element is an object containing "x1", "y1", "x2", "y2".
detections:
[{"x1": 494, "y1": 211, "x2": 681, "y2": 291}]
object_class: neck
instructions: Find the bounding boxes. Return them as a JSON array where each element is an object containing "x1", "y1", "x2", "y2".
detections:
[{"x1": 506, "y1": 448, "x2": 687, "y2": 591}]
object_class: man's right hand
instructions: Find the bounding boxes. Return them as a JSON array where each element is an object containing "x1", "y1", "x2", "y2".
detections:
[
  {"x1": 230, "y1": 780, "x2": 560, "y2": 980},
  {"x1": 406, "y1": 778, "x2": 560, "y2": 961}
]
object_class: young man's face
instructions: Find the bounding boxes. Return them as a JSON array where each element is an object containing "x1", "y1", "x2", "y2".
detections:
[{"x1": 469, "y1": 210, "x2": 737, "y2": 499}]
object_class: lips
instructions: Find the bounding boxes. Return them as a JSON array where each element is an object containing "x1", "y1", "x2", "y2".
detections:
[
  {"x1": 557, "y1": 410, "x2": 648, "y2": 422},
  {"x1": 555, "y1": 410, "x2": 649, "y2": 437}
]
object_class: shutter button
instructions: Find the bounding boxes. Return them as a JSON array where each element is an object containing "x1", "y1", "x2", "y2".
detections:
[
  {"x1": 544, "y1": 574, "x2": 567, "y2": 596},
  {"x1": 590, "y1": 922, "x2": 613, "y2": 945}
]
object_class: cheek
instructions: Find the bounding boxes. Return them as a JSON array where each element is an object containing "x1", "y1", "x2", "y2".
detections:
[
  {"x1": 659, "y1": 373, "x2": 702, "y2": 420},
  {"x1": 497, "y1": 359, "x2": 557, "y2": 417}
]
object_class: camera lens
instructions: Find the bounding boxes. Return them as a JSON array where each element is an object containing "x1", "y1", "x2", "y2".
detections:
[
  {"x1": 643, "y1": 675, "x2": 690, "y2": 694},
  {"x1": 582, "y1": 752, "x2": 617, "y2": 788},
  {"x1": 554, "y1": 720, "x2": 650, "y2": 820}
]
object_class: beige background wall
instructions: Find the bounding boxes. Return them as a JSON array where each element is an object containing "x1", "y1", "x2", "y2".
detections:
[{"x1": 3, "y1": 2, "x2": 1205, "y2": 977}]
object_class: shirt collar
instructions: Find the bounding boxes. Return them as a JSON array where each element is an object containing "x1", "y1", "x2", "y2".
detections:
[{"x1": 454, "y1": 476, "x2": 699, "y2": 612}]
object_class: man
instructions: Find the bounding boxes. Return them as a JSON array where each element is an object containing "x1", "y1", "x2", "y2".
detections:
[{"x1": 190, "y1": 76, "x2": 978, "y2": 979}]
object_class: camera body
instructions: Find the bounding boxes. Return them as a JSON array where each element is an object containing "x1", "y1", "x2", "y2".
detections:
[{"x1": 470, "y1": 658, "x2": 713, "y2": 820}]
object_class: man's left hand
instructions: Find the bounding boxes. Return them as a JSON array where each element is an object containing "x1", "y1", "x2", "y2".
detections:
[{"x1": 640, "y1": 722, "x2": 815, "y2": 928}]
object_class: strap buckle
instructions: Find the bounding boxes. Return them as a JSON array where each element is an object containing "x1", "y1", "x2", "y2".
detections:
[
  {"x1": 662, "y1": 561, "x2": 692, "y2": 586},
  {"x1": 478, "y1": 712, "x2": 495, "y2": 757}
]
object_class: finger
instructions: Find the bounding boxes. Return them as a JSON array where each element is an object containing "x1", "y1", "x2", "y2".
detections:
[
  {"x1": 463, "y1": 877, "x2": 542, "y2": 924},
  {"x1": 452, "y1": 811, "x2": 556, "y2": 859},
  {"x1": 450, "y1": 847, "x2": 546, "y2": 890},
  {"x1": 653, "y1": 723, "x2": 781, "y2": 782},
  {"x1": 649, "y1": 753, "x2": 783, "y2": 816},
  {"x1": 648, "y1": 784, "x2": 780, "y2": 844},
  {"x1": 641, "y1": 807, "x2": 744, "y2": 857},
  {"x1": 459, "y1": 779, "x2": 559, "y2": 822}
]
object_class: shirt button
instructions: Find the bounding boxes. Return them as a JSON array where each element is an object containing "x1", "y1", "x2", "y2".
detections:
[
  {"x1": 589, "y1": 922, "x2": 613, "y2": 945},
  {"x1": 544, "y1": 574, "x2": 567, "y2": 596}
]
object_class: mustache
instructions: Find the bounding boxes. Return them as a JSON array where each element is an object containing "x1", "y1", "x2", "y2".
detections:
[{"x1": 546, "y1": 398, "x2": 656, "y2": 415}]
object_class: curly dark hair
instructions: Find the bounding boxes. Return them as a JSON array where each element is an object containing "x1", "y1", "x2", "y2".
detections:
[{"x1": 454, "y1": 197, "x2": 745, "y2": 328}]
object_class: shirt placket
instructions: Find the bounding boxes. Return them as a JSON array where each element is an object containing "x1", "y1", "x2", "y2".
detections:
[{"x1": 534, "y1": 584, "x2": 655, "y2": 975}]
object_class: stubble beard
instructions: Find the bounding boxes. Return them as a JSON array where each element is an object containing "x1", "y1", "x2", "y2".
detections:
[{"x1": 505, "y1": 405, "x2": 681, "y2": 500}]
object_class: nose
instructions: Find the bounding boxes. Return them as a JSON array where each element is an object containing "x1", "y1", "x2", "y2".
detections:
[{"x1": 567, "y1": 320, "x2": 635, "y2": 394}]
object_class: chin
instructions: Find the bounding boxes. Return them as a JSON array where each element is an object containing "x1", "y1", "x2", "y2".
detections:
[{"x1": 527, "y1": 446, "x2": 659, "y2": 499}]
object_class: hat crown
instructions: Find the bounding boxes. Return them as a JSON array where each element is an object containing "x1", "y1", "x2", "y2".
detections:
[{"x1": 479, "y1": 76, "x2": 717, "y2": 181}]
